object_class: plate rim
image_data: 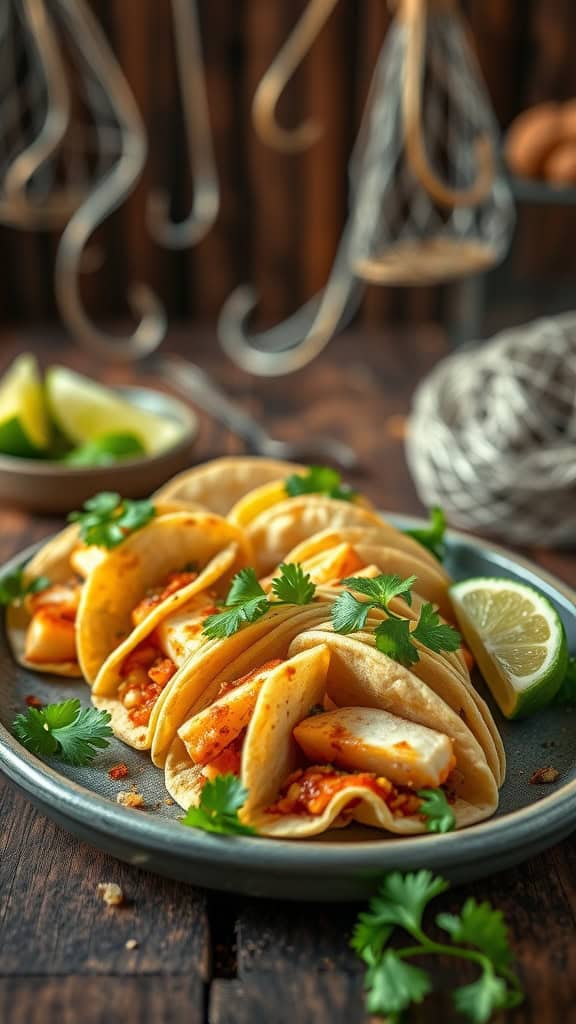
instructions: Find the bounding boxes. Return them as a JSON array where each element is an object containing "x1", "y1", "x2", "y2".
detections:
[{"x1": 1, "y1": 516, "x2": 576, "y2": 880}]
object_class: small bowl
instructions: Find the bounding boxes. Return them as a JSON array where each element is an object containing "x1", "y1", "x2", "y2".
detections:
[{"x1": 0, "y1": 386, "x2": 198, "y2": 515}]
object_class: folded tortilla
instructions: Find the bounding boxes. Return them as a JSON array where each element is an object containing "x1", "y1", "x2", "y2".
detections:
[
  {"x1": 165, "y1": 646, "x2": 331, "y2": 809},
  {"x1": 283, "y1": 525, "x2": 450, "y2": 579},
  {"x1": 150, "y1": 601, "x2": 336, "y2": 765},
  {"x1": 6, "y1": 523, "x2": 102, "y2": 677},
  {"x1": 153, "y1": 456, "x2": 305, "y2": 516},
  {"x1": 167, "y1": 642, "x2": 498, "y2": 837},
  {"x1": 78, "y1": 511, "x2": 251, "y2": 684},
  {"x1": 243, "y1": 496, "x2": 388, "y2": 574}
]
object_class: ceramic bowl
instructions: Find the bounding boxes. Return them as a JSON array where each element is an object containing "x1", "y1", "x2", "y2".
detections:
[{"x1": 0, "y1": 386, "x2": 198, "y2": 514}]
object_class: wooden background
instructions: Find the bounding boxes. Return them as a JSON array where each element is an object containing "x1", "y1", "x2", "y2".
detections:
[{"x1": 2, "y1": 0, "x2": 576, "y2": 330}]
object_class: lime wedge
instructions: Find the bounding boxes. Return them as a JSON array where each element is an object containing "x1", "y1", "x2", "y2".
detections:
[
  {"x1": 46, "y1": 367, "x2": 183, "y2": 454},
  {"x1": 0, "y1": 353, "x2": 49, "y2": 457},
  {"x1": 450, "y1": 577, "x2": 568, "y2": 719}
]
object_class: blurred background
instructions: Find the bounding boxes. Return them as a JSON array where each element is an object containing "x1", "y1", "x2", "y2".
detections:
[{"x1": 3, "y1": 0, "x2": 576, "y2": 338}]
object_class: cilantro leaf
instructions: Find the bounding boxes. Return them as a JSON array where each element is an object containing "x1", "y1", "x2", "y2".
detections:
[
  {"x1": 555, "y1": 656, "x2": 576, "y2": 706},
  {"x1": 355, "y1": 871, "x2": 449, "y2": 943},
  {"x1": 285, "y1": 466, "x2": 357, "y2": 502},
  {"x1": 180, "y1": 774, "x2": 256, "y2": 836},
  {"x1": 51, "y1": 705, "x2": 114, "y2": 766},
  {"x1": 271, "y1": 563, "x2": 316, "y2": 605},
  {"x1": 437, "y1": 899, "x2": 512, "y2": 969},
  {"x1": 225, "y1": 567, "x2": 266, "y2": 606},
  {"x1": 405, "y1": 506, "x2": 446, "y2": 561},
  {"x1": 68, "y1": 491, "x2": 156, "y2": 548},
  {"x1": 0, "y1": 567, "x2": 50, "y2": 606},
  {"x1": 412, "y1": 602, "x2": 461, "y2": 655},
  {"x1": 331, "y1": 590, "x2": 371, "y2": 633},
  {"x1": 203, "y1": 563, "x2": 316, "y2": 640},
  {"x1": 203, "y1": 597, "x2": 269, "y2": 639},
  {"x1": 341, "y1": 574, "x2": 415, "y2": 608},
  {"x1": 453, "y1": 971, "x2": 513, "y2": 1024},
  {"x1": 13, "y1": 706, "x2": 59, "y2": 757},
  {"x1": 12, "y1": 699, "x2": 112, "y2": 765},
  {"x1": 365, "y1": 951, "x2": 431, "y2": 1019},
  {"x1": 417, "y1": 788, "x2": 456, "y2": 833},
  {"x1": 375, "y1": 618, "x2": 420, "y2": 666}
]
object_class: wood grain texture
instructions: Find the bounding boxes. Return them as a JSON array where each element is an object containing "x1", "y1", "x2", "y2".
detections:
[
  {"x1": 2, "y1": 2, "x2": 576, "y2": 329},
  {"x1": 0, "y1": 327, "x2": 575, "y2": 1024}
]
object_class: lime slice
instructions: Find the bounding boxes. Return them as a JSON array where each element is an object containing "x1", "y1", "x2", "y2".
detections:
[
  {"x1": 450, "y1": 577, "x2": 568, "y2": 719},
  {"x1": 0, "y1": 353, "x2": 49, "y2": 457},
  {"x1": 46, "y1": 367, "x2": 183, "y2": 454}
]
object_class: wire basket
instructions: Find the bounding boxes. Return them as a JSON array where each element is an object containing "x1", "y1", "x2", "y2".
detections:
[{"x1": 406, "y1": 313, "x2": 576, "y2": 547}]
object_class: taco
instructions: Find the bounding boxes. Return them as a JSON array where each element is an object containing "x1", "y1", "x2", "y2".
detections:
[
  {"x1": 153, "y1": 457, "x2": 305, "y2": 516},
  {"x1": 6, "y1": 523, "x2": 109, "y2": 677},
  {"x1": 242, "y1": 496, "x2": 387, "y2": 574},
  {"x1": 167, "y1": 642, "x2": 498, "y2": 837},
  {"x1": 79, "y1": 511, "x2": 251, "y2": 685},
  {"x1": 282, "y1": 525, "x2": 449, "y2": 578}
]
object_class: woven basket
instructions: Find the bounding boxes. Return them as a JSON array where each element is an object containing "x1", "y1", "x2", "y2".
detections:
[{"x1": 406, "y1": 313, "x2": 576, "y2": 546}]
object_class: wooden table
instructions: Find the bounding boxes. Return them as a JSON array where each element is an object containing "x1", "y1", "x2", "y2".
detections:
[{"x1": 1, "y1": 326, "x2": 575, "y2": 1023}]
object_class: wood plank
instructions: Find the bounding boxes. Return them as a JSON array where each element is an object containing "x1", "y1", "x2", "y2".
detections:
[
  {"x1": 209, "y1": 975, "x2": 366, "y2": 1024},
  {"x1": 0, "y1": 781, "x2": 210, "y2": 978},
  {"x1": 0, "y1": 976, "x2": 205, "y2": 1024}
]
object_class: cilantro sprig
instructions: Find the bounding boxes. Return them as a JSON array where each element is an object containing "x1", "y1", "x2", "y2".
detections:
[
  {"x1": 0, "y1": 566, "x2": 50, "y2": 606},
  {"x1": 68, "y1": 491, "x2": 156, "y2": 548},
  {"x1": 285, "y1": 465, "x2": 357, "y2": 503},
  {"x1": 180, "y1": 773, "x2": 256, "y2": 836},
  {"x1": 352, "y1": 871, "x2": 523, "y2": 1023},
  {"x1": 13, "y1": 698, "x2": 112, "y2": 766},
  {"x1": 203, "y1": 563, "x2": 316, "y2": 640},
  {"x1": 332, "y1": 573, "x2": 461, "y2": 667},
  {"x1": 404, "y1": 506, "x2": 446, "y2": 561},
  {"x1": 417, "y1": 787, "x2": 456, "y2": 833}
]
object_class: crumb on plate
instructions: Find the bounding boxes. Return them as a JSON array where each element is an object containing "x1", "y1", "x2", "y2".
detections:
[
  {"x1": 108, "y1": 762, "x2": 129, "y2": 781},
  {"x1": 116, "y1": 790, "x2": 145, "y2": 808},
  {"x1": 529, "y1": 765, "x2": 559, "y2": 785},
  {"x1": 97, "y1": 882, "x2": 124, "y2": 907}
]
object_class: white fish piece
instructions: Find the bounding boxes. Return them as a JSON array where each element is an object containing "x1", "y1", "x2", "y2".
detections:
[{"x1": 293, "y1": 706, "x2": 455, "y2": 790}]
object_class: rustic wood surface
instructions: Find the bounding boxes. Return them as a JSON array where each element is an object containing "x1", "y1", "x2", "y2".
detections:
[{"x1": 0, "y1": 326, "x2": 575, "y2": 1023}]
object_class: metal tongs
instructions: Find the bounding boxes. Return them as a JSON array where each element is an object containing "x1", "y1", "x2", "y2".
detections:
[{"x1": 157, "y1": 355, "x2": 359, "y2": 470}]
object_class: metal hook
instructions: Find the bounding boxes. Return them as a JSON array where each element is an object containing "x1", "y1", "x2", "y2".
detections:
[
  {"x1": 147, "y1": 0, "x2": 219, "y2": 249},
  {"x1": 401, "y1": 0, "x2": 494, "y2": 208},
  {"x1": 218, "y1": 223, "x2": 363, "y2": 376},
  {"x1": 0, "y1": 0, "x2": 73, "y2": 229},
  {"x1": 54, "y1": 0, "x2": 166, "y2": 361},
  {"x1": 252, "y1": 0, "x2": 339, "y2": 154}
]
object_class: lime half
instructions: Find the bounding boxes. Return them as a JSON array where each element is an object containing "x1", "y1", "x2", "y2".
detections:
[
  {"x1": 46, "y1": 367, "x2": 183, "y2": 455},
  {"x1": 450, "y1": 577, "x2": 568, "y2": 719},
  {"x1": 0, "y1": 353, "x2": 49, "y2": 457}
]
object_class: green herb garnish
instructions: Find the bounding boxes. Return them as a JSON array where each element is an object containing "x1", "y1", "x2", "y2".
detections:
[
  {"x1": 352, "y1": 871, "x2": 523, "y2": 1022},
  {"x1": 203, "y1": 563, "x2": 316, "y2": 639},
  {"x1": 64, "y1": 432, "x2": 145, "y2": 466},
  {"x1": 0, "y1": 567, "x2": 50, "y2": 606},
  {"x1": 331, "y1": 573, "x2": 461, "y2": 666},
  {"x1": 555, "y1": 656, "x2": 576, "y2": 706},
  {"x1": 404, "y1": 506, "x2": 446, "y2": 561},
  {"x1": 180, "y1": 773, "x2": 256, "y2": 835},
  {"x1": 417, "y1": 787, "x2": 456, "y2": 833},
  {"x1": 285, "y1": 465, "x2": 357, "y2": 502},
  {"x1": 13, "y1": 698, "x2": 112, "y2": 765},
  {"x1": 68, "y1": 491, "x2": 156, "y2": 548}
]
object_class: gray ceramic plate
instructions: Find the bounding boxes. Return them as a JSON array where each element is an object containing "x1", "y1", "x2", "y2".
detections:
[{"x1": 1, "y1": 516, "x2": 575, "y2": 902}]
